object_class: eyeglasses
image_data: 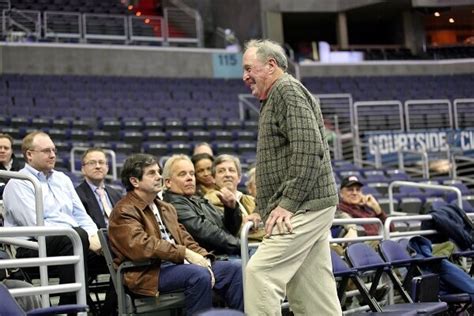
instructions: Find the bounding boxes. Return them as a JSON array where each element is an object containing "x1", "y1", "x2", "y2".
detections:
[
  {"x1": 83, "y1": 160, "x2": 108, "y2": 167},
  {"x1": 30, "y1": 148, "x2": 57, "y2": 154}
]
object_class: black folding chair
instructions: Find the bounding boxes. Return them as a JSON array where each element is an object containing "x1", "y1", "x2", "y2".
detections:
[{"x1": 345, "y1": 243, "x2": 448, "y2": 315}]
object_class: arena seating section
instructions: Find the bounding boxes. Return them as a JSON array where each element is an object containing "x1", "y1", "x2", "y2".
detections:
[{"x1": 1, "y1": 73, "x2": 473, "y2": 211}]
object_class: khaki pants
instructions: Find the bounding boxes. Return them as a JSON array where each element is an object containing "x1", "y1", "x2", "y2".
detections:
[{"x1": 245, "y1": 206, "x2": 342, "y2": 316}]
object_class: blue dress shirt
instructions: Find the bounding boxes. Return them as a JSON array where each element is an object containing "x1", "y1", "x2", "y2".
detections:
[{"x1": 3, "y1": 164, "x2": 98, "y2": 236}]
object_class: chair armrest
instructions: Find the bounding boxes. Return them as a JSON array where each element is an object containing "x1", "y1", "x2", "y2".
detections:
[{"x1": 118, "y1": 260, "x2": 154, "y2": 271}]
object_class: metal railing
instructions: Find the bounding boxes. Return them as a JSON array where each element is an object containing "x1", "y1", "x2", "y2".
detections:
[
  {"x1": 451, "y1": 154, "x2": 474, "y2": 186},
  {"x1": 453, "y1": 98, "x2": 474, "y2": 129},
  {"x1": 2, "y1": 8, "x2": 40, "y2": 39},
  {"x1": 128, "y1": 15, "x2": 164, "y2": 43},
  {"x1": 2, "y1": 8, "x2": 202, "y2": 46},
  {"x1": 387, "y1": 180, "x2": 462, "y2": 215},
  {"x1": 0, "y1": 226, "x2": 87, "y2": 313},
  {"x1": 353, "y1": 100, "x2": 404, "y2": 167},
  {"x1": 0, "y1": 170, "x2": 87, "y2": 311},
  {"x1": 398, "y1": 148, "x2": 429, "y2": 179},
  {"x1": 44, "y1": 11, "x2": 81, "y2": 40},
  {"x1": 83, "y1": 13, "x2": 127, "y2": 41},
  {"x1": 404, "y1": 99, "x2": 453, "y2": 131}
]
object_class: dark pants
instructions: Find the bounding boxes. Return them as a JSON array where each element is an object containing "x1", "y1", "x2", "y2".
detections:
[
  {"x1": 158, "y1": 260, "x2": 243, "y2": 316},
  {"x1": 16, "y1": 227, "x2": 116, "y2": 314}
]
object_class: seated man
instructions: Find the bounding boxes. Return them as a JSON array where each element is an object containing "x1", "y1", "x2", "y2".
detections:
[
  {"x1": 337, "y1": 175, "x2": 393, "y2": 236},
  {"x1": 205, "y1": 155, "x2": 254, "y2": 215},
  {"x1": 0, "y1": 133, "x2": 24, "y2": 198},
  {"x1": 162, "y1": 154, "x2": 242, "y2": 256},
  {"x1": 3, "y1": 131, "x2": 102, "y2": 306},
  {"x1": 204, "y1": 154, "x2": 263, "y2": 240},
  {"x1": 108, "y1": 153, "x2": 243, "y2": 315},
  {"x1": 76, "y1": 147, "x2": 123, "y2": 230},
  {"x1": 75, "y1": 147, "x2": 122, "y2": 314}
]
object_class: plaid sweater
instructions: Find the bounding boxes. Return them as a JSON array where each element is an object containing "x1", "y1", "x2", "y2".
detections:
[{"x1": 255, "y1": 73, "x2": 338, "y2": 221}]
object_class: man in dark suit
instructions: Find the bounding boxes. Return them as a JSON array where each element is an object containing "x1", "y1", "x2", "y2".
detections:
[
  {"x1": 76, "y1": 148, "x2": 122, "y2": 229},
  {"x1": 75, "y1": 147, "x2": 123, "y2": 315}
]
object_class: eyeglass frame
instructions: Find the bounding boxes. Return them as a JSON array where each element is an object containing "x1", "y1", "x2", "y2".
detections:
[{"x1": 83, "y1": 160, "x2": 108, "y2": 167}]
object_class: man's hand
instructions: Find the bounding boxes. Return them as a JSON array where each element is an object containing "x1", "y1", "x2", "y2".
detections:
[
  {"x1": 244, "y1": 212, "x2": 262, "y2": 231},
  {"x1": 216, "y1": 187, "x2": 237, "y2": 209},
  {"x1": 185, "y1": 249, "x2": 214, "y2": 288},
  {"x1": 89, "y1": 234, "x2": 102, "y2": 254},
  {"x1": 185, "y1": 249, "x2": 209, "y2": 269},
  {"x1": 362, "y1": 194, "x2": 382, "y2": 215},
  {"x1": 265, "y1": 206, "x2": 293, "y2": 237}
]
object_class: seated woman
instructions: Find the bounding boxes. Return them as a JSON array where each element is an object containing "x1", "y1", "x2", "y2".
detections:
[{"x1": 191, "y1": 153, "x2": 217, "y2": 197}]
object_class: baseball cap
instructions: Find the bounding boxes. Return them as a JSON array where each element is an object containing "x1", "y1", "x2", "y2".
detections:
[{"x1": 340, "y1": 175, "x2": 364, "y2": 189}]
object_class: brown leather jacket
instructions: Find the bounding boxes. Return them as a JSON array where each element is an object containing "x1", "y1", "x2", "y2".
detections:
[{"x1": 108, "y1": 191, "x2": 211, "y2": 297}]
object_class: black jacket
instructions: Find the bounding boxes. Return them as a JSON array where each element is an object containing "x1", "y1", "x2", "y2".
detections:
[
  {"x1": 0, "y1": 155, "x2": 25, "y2": 199},
  {"x1": 75, "y1": 181, "x2": 123, "y2": 229},
  {"x1": 162, "y1": 191, "x2": 242, "y2": 255},
  {"x1": 422, "y1": 204, "x2": 473, "y2": 250}
]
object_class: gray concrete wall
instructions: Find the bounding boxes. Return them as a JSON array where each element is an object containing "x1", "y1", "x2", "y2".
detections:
[
  {"x1": 1, "y1": 43, "x2": 473, "y2": 78},
  {"x1": 0, "y1": 43, "x2": 226, "y2": 78},
  {"x1": 299, "y1": 59, "x2": 474, "y2": 77}
]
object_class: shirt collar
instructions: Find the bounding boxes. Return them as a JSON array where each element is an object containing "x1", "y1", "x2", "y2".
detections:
[
  {"x1": 24, "y1": 163, "x2": 54, "y2": 180},
  {"x1": 235, "y1": 190, "x2": 243, "y2": 201},
  {"x1": 85, "y1": 179, "x2": 103, "y2": 193},
  {"x1": 3, "y1": 158, "x2": 13, "y2": 171}
]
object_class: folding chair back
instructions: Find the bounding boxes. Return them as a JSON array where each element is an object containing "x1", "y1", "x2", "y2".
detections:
[
  {"x1": 0, "y1": 283, "x2": 88, "y2": 316},
  {"x1": 379, "y1": 240, "x2": 413, "y2": 264},
  {"x1": 0, "y1": 283, "x2": 25, "y2": 316}
]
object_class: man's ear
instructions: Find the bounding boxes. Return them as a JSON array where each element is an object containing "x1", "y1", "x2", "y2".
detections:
[
  {"x1": 164, "y1": 178, "x2": 171, "y2": 188},
  {"x1": 130, "y1": 177, "x2": 139, "y2": 188},
  {"x1": 267, "y1": 58, "x2": 278, "y2": 72}
]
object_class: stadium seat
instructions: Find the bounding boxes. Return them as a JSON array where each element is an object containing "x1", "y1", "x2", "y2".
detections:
[
  {"x1": 0, "y1": 283, "x2": 88, "y2": 316},
  {"x1": 346, "y1": 243, "x2": 448, "y2": 315},
  {"x1": 379, "y1": 240, "x2": 473, "y2": 314}
]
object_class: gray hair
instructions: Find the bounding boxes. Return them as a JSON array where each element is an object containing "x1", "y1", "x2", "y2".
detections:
[
  {"x1": 162, "y1": 154, "x2": 192, "y2": 188},
  {"x1": 211, "y1": 154, "x2": 242, "y2": 177},
  {"x1": 244, "y1": 39, "x2": 288, "y2": 71}
]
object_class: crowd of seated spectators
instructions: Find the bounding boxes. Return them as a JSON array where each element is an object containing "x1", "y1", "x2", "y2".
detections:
[{"x1": 2, "y1": 127, "x2": 474, "y2": 314}]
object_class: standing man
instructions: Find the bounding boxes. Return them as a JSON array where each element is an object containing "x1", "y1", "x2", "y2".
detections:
[
  {"x1": 3, "y1": 131, "x2": 102, "y2": 306},
  {"x1": 76, "y1": 148, "x2": 122, "y2": 229},
  {"x1": 242, "y1": 39, "x2": 341, "y2": 315},
  {"x1": 108, "y1": 153, "x2": 243, "y2": 315}
]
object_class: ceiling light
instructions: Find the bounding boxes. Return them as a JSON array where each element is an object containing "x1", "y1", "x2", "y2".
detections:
[
  {"x1": 434, "y1": 12, "x2": 440, "y2": 17},
  {"x1": 449, "y1": 18, "x2": 454, "y2": 23}
]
